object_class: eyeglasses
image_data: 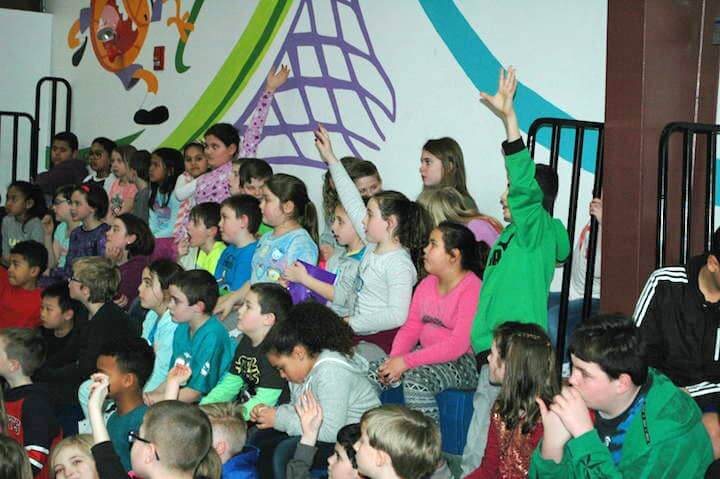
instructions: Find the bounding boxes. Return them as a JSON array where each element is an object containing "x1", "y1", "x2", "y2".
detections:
[
  {"x1": 53, "y1": 198, "x2": 69, "y2": 206},
  {"x1": 128, "y1": 431, "x2": 160, "y2": 460},
  {"x1": 69, "y1": 277, "x2": 84, "y2": 286}
]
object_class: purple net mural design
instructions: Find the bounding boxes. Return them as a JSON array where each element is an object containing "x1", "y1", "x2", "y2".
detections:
[{"x1": 234, "y1": 0, "x2": 397, "y2": 169}]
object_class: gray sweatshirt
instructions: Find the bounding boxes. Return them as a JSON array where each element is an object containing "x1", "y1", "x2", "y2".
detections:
[{"x1": 274, "y1": 350, "x2": 380, "y2": 443}]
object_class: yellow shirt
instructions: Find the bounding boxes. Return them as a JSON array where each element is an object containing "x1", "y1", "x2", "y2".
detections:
[{"x1": 196, "y1": 241, "x2": 227, "y2": 276}]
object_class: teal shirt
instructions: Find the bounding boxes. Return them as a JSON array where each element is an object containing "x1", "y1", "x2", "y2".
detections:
[
  {"x1": 170, "y1": 316, "x2": 234, "y2": 395},
  {"x1": 470, "y1": 141, "x2": 570, "y2": 353},
  {"x1": 107, "y1": 404, "x2": 148, "y2": 472}
]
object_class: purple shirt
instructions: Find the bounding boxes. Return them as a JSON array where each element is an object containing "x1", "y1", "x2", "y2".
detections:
[
  {"x1": 118, "y1": 255, "x2": 149, "y2": 307},
  {"x1": 63, "y1": 223, "x2": 110, "y2": 277}
]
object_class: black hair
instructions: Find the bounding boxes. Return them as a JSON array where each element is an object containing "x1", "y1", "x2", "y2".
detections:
[
  {"x1": 129, "y1": 150, "x2": 151, "y2": 183},
  {"x1": 205, "y1": 123, "x2": 240, "y2": 153},
  {"x1": 220, "y1": 195, "x2": 262, "y2": 235},
  {"x1": 10, "y1": 240, "x2": 48, "y2": 275},
  {"x1": 534, "y1": 164, "x2": 559, "y2": 214},
  {"x1": 170, "y1": 269, "x2": 219, "y2": 314},
  {"x1": 147, "y1": 259, "x2": 184, "y2": 290},
  {"x1": 116, "y1": 214, "x2": 155, "y2": 257},
  {"x1": 373, "y1": 191, "x2": 433, "y2": 277},
  {"x1": 99, "y1": 336, "x2": 155, "y2": 389},
  {"x1": 148, "y1": 147, "x2": 184, "y2": 209},
  {"x1": 237, "y1": 158, "x2": 273, "y2": 185},
  {"x1": 190, "y1": 202, "x2": 222, "y2": 234},
  {"x1": 569, "y1": 314, "x2": 648, "y2": 386},
  {"x1": 182, "y1": 141, "x2": 205, "y2": 155},
  {"x1": 265, "y1": 174, "x2": 319, "y2": 243},
  {"x1": 52, "y1": 131, "x2": 79, "y2": 152},
  {"x1": 436, "y1": 221, "x2": 488, "y2": 278},
  {"x1": 249, "y1": 283, "x2": 292, "y2": 324},
  {"x1": 337, "y1": 423, "x2": 361, "y2": 468},
  {"x1": 263, "y1": 302, "x2": 355, "y2": 357},
  {"x1": 54, "y1": 184, "x2": 76, "y2": 202},
  {"x1": 41, "y1": 281, "x2": 83, "y2": 316},
  {"x1": 7, "y1": 181, "x2": 47, "y2": 226},
  {"x1": 91, "y1": 137, "x2": 117, "y2": 157},
  {"x1": 73, "y1": 183, "x2": 109, "y2": 220},
  {"x1": 0, "y1": 328, "x2": 45, "y2": 376}
]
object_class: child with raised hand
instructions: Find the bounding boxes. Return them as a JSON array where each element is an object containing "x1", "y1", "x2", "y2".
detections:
[
  {"x1": 1, "y1": 328, "x2": 62, "y2": 478},
  {"x1": 129, "y1": 150, "x2": 151, "y2": 223},
  {"x1": 2, "y1": 180, "x2": 46, "y2": 262},
  {"x1": 288, "y1": 390, "x2": 362, "y2": 479},
  {"x1": 62, "y1": 184, "x2": 110, "y2": 279},
  {"x1": 108, "y1": 145, "x2": 138, "y2": 217},
  {"x1": 466, "y1": 322, "x2": 558, "y2": 478},
  {"x1": 283, "y1": 199, "x2": 365, "y2": 318},
  {"x1": 83, "y1": 137, "x2": 117, "y2": 193},
  {"x1": 462, "y1": 67, "x2": 570, "y2": 474},
  {"x1": 200, "y1": 402, "x2": 260, "y2": 478},
  {"x1": 172, "y1": 141, "x2": 209, "y2": 251},
  {"x1": 0, "y1": 240, "x2": 48, "y2": 328},
  {"x1": 418, "y1": 185, "x2": 503, "y2": 247},
  {"x1": 354, "y1": 405, "x2": 442, "y2": 479},
  {"x1": 315, "y1": 126, "x2": 432, "y2": 356},
  {"x1": 368, "y1": 222, "x2": 482, "y2": 423},
  {"x1": 177, "y1": 202, "x2": 226, "y2": 273},
  {"x1": 201, "y1": 283, "x2": 291, "y2": 417},
  {"x1": 105, "y1": 214, "x2": 155, "y2": 309},
  {"x1": 144, "y1": 269, "x2": 234, "y2": 405},
  {"x1": 214, "y1": 175, "x2": 319, "y2": 318},
  {"x1": 419, "y1": 137, "x2": 477, "y2": 208},
  {"x1": 50, "y1": 434, "x2": 100, "y2": 479},
  {"x1": 87, "y1": 374, "x2": 222, "y2": 479},
  {"x1": 95, "y1": 337, "x2": 155, "y2": 472},
  {"x1": 138, "y1": 259, "x2": 183, "y2": 391},
  {"x1": 250, "y1": 302, "x2": 380, "y2": 479},
  {"x1": 43, "y1": 185, "x2": 80, "y2": 272},
  {"x1": 148, "y1": 148, "x2": 184, "y2": 261}
]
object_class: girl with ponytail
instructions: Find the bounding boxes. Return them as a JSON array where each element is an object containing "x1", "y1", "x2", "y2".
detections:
[
  {"x1": 314, "y1": 125, "x2": 433, "y2": 356},
  {"x1": 368, "y1": 221, "x2": 483, "y2": 423}
]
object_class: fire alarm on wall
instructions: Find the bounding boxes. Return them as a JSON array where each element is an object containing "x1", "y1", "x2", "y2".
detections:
[{"x1": 153, "y1": 46, "x2": 165, "y2": 71}]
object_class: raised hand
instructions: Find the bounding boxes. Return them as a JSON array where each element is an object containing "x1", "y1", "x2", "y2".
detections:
[
  {"x1": 88, "y1": 373, "x2": 110, "y2": 414},
  {"x1": 479, "y1": 67, "x2": 518, "y2": 118},
  {"x1": 589, "y1": 198, "x2": 603, "y2": 224},
  {"x1": 266, "y1": 64, "x2": 291, "y2": 92},
  {"x1": 314, "y1": 124, "x2": 338, "y2": 165},
  {"x1": 536, "y1": 396, "x2": 571, "y2": 463},
  {"x1": 295, "y1": 390, "x2": 323, "y2": 446}
]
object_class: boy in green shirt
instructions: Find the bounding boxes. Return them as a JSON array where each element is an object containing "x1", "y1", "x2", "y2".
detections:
[{"x1": 462, "y1": 67, "x2": 570, "y2": 474}]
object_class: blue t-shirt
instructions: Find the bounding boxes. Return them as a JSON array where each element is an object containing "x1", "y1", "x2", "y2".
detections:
[
  {"x1": 215, "y1": 242, "x2": 258, "y2": 293},
  {"x1": 148, "y1": 191, "x2": 180, "y2": 239},
  {"x1": 251, "y1": 228, "x2": 318, "y2": 283},
  {"x1": 170, "y1": 316, "x2": 234, "y2": 395},
  {"x1": 107, "y1": 404, "x2": 148, "y2": 472}
]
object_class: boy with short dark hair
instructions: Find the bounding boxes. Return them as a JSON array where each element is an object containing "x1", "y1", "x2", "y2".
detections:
[
  {"x1": 462, "y1": 68, "x2": 571, "y2": 473},
  {"x1": 96, "y1": 336, "x2": 154, "y2": 472},
  {"x1": 354, "y1": 405, "x2": 442, "y2": 479},
  {"x1": 230, "y1": 159, "x2": 274, "y2": 235},
  {"x1": 0, "y1": 328, "x2": 62, "y2": 478},
  {"x1": 177, "y1": 202, "x2": 226, "y2": 274},
  {"x1": 35, "y1": 131, "x2": 88, "y2": 198},
  {"x1": 0, "y1": 240, "x2": 48, "y2": 328},
  {"x1": 215, "y1": 195, "x2": 261, "y2": 294},
  {"x1": 531, "y1": 314, "x2": 713, "y2": 477},
  {"x1": 144, "y1": 269, "x2": 234, "y2": 404}
]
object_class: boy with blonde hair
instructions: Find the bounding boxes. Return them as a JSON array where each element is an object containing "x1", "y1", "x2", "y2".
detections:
[
  {"x1": 200, "y1": 401, "x2": 259, "y2": 478},
  {"x1": 354, "y1": 405, "x2": 442, "y2": 479}
]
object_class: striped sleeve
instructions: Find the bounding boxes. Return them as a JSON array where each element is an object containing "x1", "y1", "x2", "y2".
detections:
[{"x1": 633, "y1": 266, "x2": 687, "y2": 326}]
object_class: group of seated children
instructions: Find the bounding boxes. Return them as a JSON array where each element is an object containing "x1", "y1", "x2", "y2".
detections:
[{"x1": 0, "y1": 64, "x2": 717, "y2": 479}]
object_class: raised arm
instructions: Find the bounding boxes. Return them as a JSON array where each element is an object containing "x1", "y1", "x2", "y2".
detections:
[{"x1": 480, "y1": 67, "x2": 520, "y2": 142}]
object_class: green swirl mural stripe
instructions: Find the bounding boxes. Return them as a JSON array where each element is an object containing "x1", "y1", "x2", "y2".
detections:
[
  {"x1": 160, "y1": 0, "x2": 292, "y2": 149},
  {"x1": 174, "y1": 0, "x2": 206, "y2": 74}
]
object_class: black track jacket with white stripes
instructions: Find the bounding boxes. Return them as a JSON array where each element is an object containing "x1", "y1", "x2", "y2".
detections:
[{"x1": 634, "y1": 254, "x2": 720, "y2": 405}]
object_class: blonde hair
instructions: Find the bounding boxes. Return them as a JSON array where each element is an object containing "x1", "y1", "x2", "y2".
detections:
[
  {"x1": 145, "y1": 400, "x2": 222, "y2": 479},
  {"x1": 72, "y1": 256, "x2": 121, "y2": 303},
  {"x1": 417, "y1": 186, "x2": 503, "y2": 233},
  {"x1": 361, "y1": 405, "x2": 441, "y2": 479},
  {"x1": 50, "y1": 435, "x2": 95, "y2": 478},
  {"x1": 199, "y1": 402, "x2": 247, "y2": 457}
]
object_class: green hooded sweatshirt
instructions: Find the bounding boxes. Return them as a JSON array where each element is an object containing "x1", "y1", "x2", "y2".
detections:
[
  {"x1": 530, "y1": 369, "x2": 713, "y2": 478},
  {"x1": 470, "y1": 139, "x2": 570, "y2": 353}
]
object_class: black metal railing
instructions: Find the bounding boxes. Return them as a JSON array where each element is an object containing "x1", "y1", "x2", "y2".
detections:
[
  {"x1": 527, "y1": 117, "x2": 604, "y2": 373},
  {"x1": 0, "y1": 111, "x2": 39, "y2": 183},
  {"x1": 656, "y1": 122, "x2": 720, "y2": 267},
  {"x1": 34, "y1": 76, "x2": 72, "y2": 178}
]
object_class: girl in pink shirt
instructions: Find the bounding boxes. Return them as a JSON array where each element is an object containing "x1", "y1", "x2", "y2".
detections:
[
  {"x1": 108, "y1": 145, "x2": 139, "y2": 217},
  {"x1": 369, "y1": 221, "x2": 484, "y2": 422}
]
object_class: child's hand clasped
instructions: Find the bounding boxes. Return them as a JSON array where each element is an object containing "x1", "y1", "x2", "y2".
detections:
[{"x1": 378, "y1": 356, "x2": 408, "y2": 385}]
